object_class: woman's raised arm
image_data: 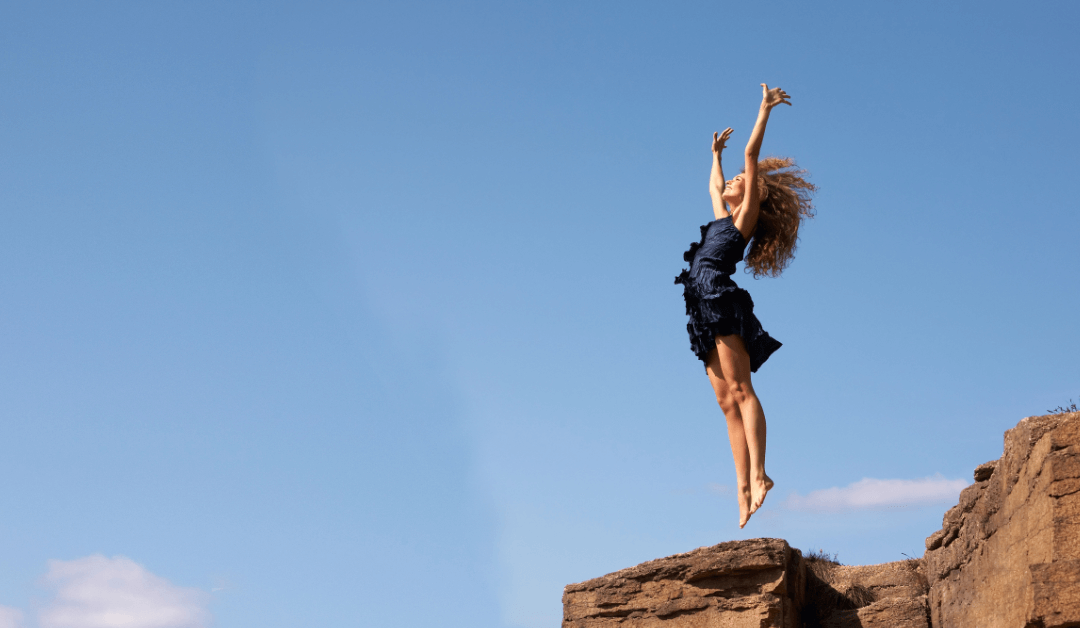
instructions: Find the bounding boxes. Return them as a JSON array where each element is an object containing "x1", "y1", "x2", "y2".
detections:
[
  {"x1": 710, "y1": 127, "x2": 734, "y2": 220},
  {"x1": 733, "y1": 84, "x2": 791, "y2": 239}
]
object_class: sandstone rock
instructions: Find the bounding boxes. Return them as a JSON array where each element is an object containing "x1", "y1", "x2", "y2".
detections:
[
  {"x1": 562, "y1": 538, "x2": 804, "y2": 628},
  {"x1": 822, "y1": 597, "x2": 929, "y2": 628},
  {"x1": 814, "y1": 560, "x2": 928, "y2": 603},
  {"x1": 923, "y1": 411, "x2": 1080, "y2": 628},
  {"x1": 563, "y1": 412, "x2": 1079, "y2": 628},
  {"x1": 562, "y1": 542, "x2": 931, "y2": 628},
  {"x1": 973, "y1": 460, "x2": 997, "y2": 482},
  {"x1": 806, "y1": 559, "x2": 929, "y2": 628}
]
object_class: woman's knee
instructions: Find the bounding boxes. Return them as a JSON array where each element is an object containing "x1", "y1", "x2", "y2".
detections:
[
  {"x1": 727, "y1": 380, "x2": 756, "y2": 406},
  {"x1": 713, "y1": 385, "x2": 738, "y2": 413},
  {"x1": 716, "y1": 394, "x2": 737, "y2": 414}
]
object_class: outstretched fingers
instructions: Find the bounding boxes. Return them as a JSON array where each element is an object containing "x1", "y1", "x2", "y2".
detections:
[
  {"x1": 760, "y1": 83, "x2": 793, "y2": 108},
  {"x1": 712, "y1": 127, "x2": 734, "y2": 153}
]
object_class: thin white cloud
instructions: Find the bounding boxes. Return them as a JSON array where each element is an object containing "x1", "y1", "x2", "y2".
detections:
[
  {"x1": 706, "y1": 483, "x2": 732, "y2": 496},
  {"x1": 37, "y1": 555, "x2": 210, "y2": 628},
  {"x1": 784, "y1": 474, "x2": 969, "y2": 512},
  {"x1": 0, "y1": 606, "x2": 24, "y2": 628}
]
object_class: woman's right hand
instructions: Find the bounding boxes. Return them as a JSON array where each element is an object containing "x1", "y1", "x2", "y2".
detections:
[
  {"x1": 760, "y1": 84, "x2": 791, "y2": 110},
  {"x1": 713, "y1": 127, "x2": 733, "y2": 155}
]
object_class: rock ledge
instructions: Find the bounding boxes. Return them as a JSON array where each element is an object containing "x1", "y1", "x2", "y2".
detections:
[{"x1": 563, "y1": 412, "x2": 1080, "y2": 628}]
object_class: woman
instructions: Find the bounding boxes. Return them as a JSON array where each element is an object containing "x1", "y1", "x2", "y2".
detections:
[{"x1": 675, "y1": 84, "x2": 816, "y2": 528}]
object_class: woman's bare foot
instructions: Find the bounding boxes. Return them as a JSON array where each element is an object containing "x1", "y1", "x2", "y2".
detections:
[
  {"x1": 749, "y1": 474, "x2": 774, "y2": 514},
  {"x1": 738, "y1": 486, "x2": 752, "y2": 528}
]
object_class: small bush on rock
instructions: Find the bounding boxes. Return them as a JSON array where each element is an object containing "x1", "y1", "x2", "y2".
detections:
[{"x1": 1048, "y1": 398, "x2": 1078, "y2": 414}]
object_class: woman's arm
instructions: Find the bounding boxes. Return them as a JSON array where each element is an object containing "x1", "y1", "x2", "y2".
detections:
[
  {"x1": 710, "y1": 127, "x2": 734, "y2": 220},
  {"x1": 733, "y1": 84, "x2": 791, "y2": 239}
]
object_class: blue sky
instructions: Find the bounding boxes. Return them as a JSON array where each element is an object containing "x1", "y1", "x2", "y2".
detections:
[{"x1": 1, "y1": 1, "x2": 1078, "y2": 626}]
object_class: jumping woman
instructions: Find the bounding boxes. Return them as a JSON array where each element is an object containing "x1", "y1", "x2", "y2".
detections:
[{"x1": 675, "y1": 84, "x2": 816, "y2": 528}]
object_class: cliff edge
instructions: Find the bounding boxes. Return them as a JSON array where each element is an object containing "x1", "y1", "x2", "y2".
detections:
[
  {"x1": 923, "y1": 411, "x2": 1080, "y2": 628},
  {"x1": 563, "y1": 411, "x2": 1080, "y2": 628}
]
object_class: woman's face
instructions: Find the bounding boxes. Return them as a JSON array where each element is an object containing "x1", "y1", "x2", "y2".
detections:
[{"x1": 723, "y1": 174, "x2": 746, "y2": 206}]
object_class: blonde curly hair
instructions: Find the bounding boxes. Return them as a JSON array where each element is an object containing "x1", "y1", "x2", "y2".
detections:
[{"x1": 744, "y1": 157, "x2": 817, "y2": 278}]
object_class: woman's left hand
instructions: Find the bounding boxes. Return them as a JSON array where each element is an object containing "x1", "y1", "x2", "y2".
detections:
[{"x1": 760, "y1": 84, "x2": 792, "y2": 110}]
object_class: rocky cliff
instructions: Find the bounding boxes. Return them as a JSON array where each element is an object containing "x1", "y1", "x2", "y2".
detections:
[
  {"x1": 563, "y1": 539, "x2": 805, "y2": 628},
  {"x1": 563, "y1": 411, "x2": 1080, "y2": 628},
  {"x1": 923, "y1": 411, "x2": 1080, "y2": 628},
  {"x1": 563, "y1": 540, "x2": 929, "y2": 628}
]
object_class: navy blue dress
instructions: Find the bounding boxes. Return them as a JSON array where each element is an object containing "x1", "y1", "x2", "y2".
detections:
[{"x1": 674, "y1": 216, "x2": 782, "y2": 372}]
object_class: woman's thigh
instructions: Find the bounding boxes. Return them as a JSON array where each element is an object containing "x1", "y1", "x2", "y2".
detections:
[
  {"x1": 704, "y1": 347, "x2": 734, "y2": 409},
  {"x1": 714, "y1": 334, "x2": 754, "y2": 392}
]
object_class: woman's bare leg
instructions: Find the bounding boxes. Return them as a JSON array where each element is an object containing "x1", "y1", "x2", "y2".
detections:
[
  {"x1": 705, "y1": 348, "x2": 753, "y2": 527},
  {"x1": 714, "y1": 334, "x2": 772, "y2": 515}
]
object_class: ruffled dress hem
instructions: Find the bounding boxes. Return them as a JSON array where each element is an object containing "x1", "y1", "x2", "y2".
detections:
[{"x1": 674, "y1": 221, "x2": 782, "y2": 372}]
